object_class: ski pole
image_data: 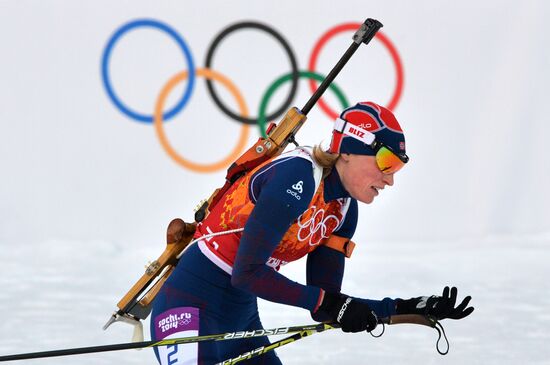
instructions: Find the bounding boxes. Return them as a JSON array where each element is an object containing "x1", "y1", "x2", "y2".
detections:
[{"x1": 0, "y1": 323, "x2": 337, "y2": 362}]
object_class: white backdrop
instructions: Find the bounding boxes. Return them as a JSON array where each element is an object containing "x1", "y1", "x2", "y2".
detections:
[{"x1": 1, "y1": 1, "x2": 549, "y2": 364}]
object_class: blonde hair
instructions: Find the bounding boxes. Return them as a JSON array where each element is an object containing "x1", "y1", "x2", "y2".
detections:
[{"x1": 312, "y1": 145, "x2": 340, "y2": 178}]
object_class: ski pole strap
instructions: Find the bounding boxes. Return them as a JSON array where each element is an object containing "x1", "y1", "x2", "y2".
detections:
[{"x1": 434, "y1": 321, "x2": 450, "y2": 355}]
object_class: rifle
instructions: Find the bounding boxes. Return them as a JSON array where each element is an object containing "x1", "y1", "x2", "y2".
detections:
[{"x1": 103, "y1": 18, "x2": 383, "y2": 338}]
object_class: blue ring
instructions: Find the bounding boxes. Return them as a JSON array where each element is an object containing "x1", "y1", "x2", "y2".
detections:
[{"x1": 101, "y1": 19, "x2": 196, "y2": 123}]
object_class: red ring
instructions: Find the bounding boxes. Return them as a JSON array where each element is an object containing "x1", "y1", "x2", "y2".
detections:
[{"x1": 307, "y1": 23, "x2": 404, "y2": 119}]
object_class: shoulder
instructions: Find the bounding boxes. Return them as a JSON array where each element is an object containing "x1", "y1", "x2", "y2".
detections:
[{"x1": 249, "y1": 150, "x2": 319, "y2": 205}]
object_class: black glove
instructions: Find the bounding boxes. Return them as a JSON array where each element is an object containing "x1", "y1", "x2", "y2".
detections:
[
  {"x1": 395, "y1": 286, "x2": 474, "y2": 320},
  {"x1": 317, "y1": 292, "x2": 378, "y2": 333}
]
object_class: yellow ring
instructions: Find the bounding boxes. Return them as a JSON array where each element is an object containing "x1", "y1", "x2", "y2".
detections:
[{"x1": 154, "y1": 68, "x2": 250, "y2": 173}]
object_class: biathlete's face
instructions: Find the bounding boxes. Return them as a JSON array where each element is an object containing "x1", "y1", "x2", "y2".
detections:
[{"x1": 336, "y1": 154, "x2": 395, "y2": 204}]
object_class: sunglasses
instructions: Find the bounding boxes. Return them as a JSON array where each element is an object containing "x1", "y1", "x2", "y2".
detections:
[
  {"x1": 370, "y1": 140, "x2": 409, "y2": 174},
  {"x1": 334, "y1": 117, "x2": 409, "y2": 174}
]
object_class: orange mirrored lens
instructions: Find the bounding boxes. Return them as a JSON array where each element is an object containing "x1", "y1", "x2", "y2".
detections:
[{"x1": 375, "y1": 146, "x2": 405, "y2": 174}]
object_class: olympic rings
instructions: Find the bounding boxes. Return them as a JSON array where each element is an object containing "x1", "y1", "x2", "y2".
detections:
[
  {"x1": 257, "y1": 71, "x2": 350, "y2": 137},
  {"x1": 308, "y1": 23, "x2": 404, "y2": 119},
  {"x1": 154, "y1": 68, "x2": 250, "y2": 173},
  {"x1": 101, "y1": 19, "x2": 196, "y2": 123},
  {"x1": 101, "y1": 18, "x2": 404, "y2": 173},
  {"x1": 204, "y1": 21, "x2": 299, "y2": 125}
]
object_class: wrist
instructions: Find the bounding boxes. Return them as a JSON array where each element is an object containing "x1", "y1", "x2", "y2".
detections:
[
  {"x1": 395, "y1": 297, "x2": 421, "y2": 315},
  {"x1": 317, "y1": 291, "x2": 344, "y2": 315}
]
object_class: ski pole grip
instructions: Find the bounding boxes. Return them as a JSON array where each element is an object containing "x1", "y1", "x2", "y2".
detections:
[
  {"x1": 381, "y1": 314, "x2": 437, "y2": 327},
  {"x1": 353, "y1": 18, "x2": 383, "y2": 45}
]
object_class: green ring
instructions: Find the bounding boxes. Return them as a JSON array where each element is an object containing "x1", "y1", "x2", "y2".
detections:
[{"x1": 258, "y1": 71, "x2": 350, "y2": 137}]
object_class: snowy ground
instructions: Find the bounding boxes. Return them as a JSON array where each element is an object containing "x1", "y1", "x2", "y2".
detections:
[{"x1": 1, "y1": 234, "x2": 549, "y2": 364}]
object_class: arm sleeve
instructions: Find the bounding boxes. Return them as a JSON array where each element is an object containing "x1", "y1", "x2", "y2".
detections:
[
  {"x1": 306, "y1": 200, "x2": 356, "y2": 321},
  {"x1": 230, "y1": 157, "x2": 323, "y2": 311},
  {"x1": 306, "y1": 199, "x2": 357, "y2": 298},
  {"x1": 306, "y1": 198, "x2": 397, "y2": 319},
  {"x1": 306, "y1": 245, "x2": 345, "y2": 321}
]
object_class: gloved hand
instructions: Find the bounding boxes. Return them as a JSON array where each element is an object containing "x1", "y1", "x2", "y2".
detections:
[
  {"x1": 316, "y1": 292, "x2": 378, "y2": 333},
  {"x1": 395, "y1": 286, "x2": 474, "y2": 320}
]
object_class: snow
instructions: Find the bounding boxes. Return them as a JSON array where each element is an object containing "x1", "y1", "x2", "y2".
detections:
[{"x1": 1, "y1": 234, "x2": 549, "y2": 364}]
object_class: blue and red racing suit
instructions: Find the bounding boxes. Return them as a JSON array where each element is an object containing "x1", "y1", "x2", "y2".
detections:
[{"x1": 150, "y1": 148, "x2": 396, "y2": 364}]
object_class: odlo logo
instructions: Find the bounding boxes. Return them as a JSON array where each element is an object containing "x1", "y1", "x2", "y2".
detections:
[
  {"x1": 292, "y1": 181, "x2": 303, "y2": 193},
  {"x1": 287, "y1": 180, "x2": 303, "y2": 200}
]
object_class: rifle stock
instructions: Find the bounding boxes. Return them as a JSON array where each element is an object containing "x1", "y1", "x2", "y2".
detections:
[{"x1": 103, "y1": 219, "x2": 196, "y2": 331}]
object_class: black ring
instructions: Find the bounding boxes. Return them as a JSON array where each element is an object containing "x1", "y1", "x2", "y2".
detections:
[{"x1": 204, "y1": 21, "x2": 299, "y2": 125}]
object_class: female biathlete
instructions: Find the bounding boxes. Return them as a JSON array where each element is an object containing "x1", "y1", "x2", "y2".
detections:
[{"x1": 150, "y1": 102, "x2": 474, "y2": 364}]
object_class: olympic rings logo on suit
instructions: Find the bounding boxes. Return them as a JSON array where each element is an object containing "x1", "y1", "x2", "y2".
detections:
[
  {"x1": 101, "y1": 19, "x2": 404, "y2": 173},
  {"x1": 296, "y1": 206, "x2": 341, "y2": 246}
]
